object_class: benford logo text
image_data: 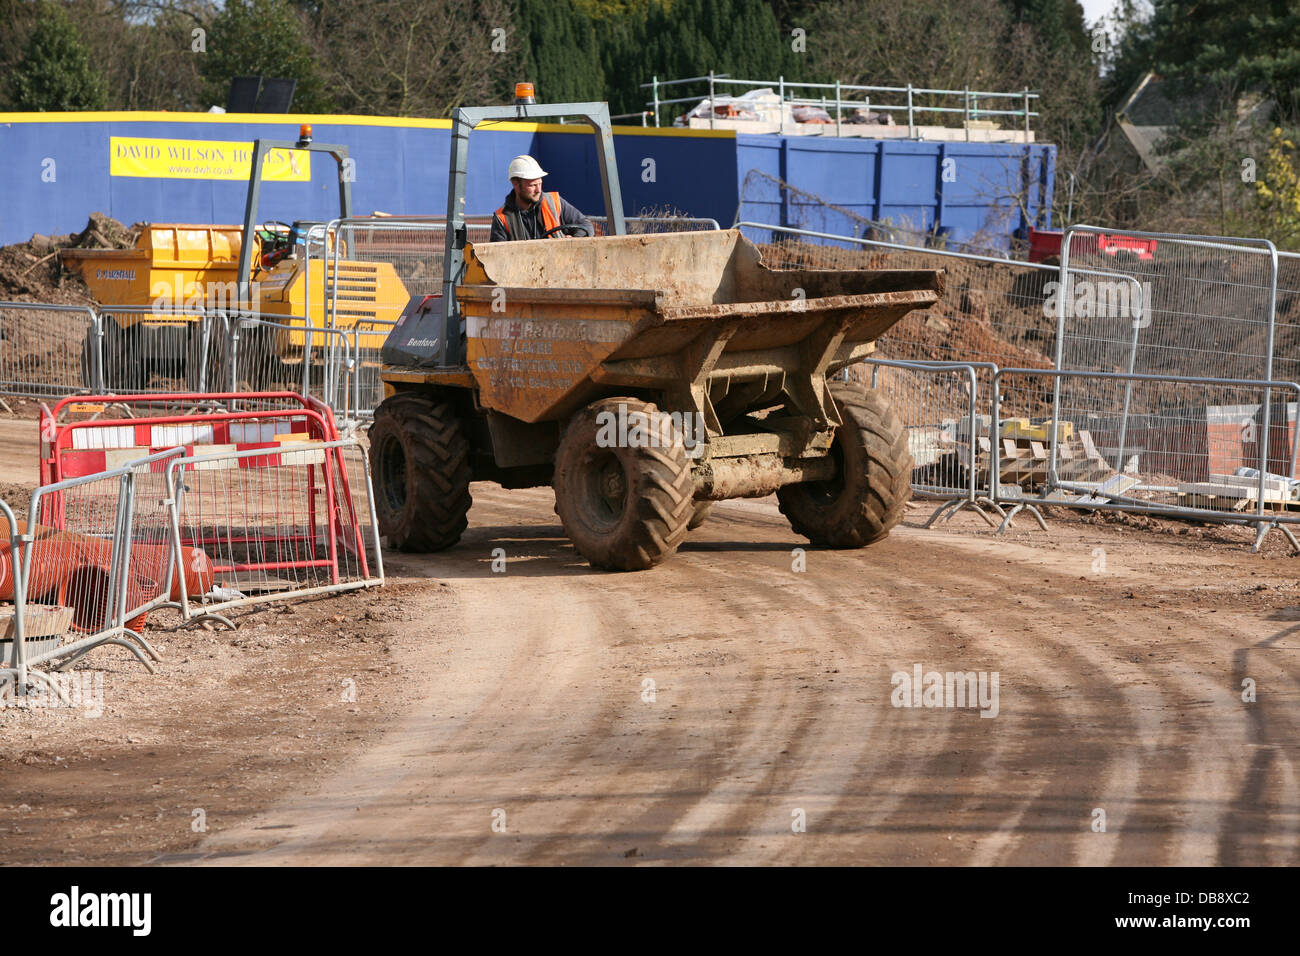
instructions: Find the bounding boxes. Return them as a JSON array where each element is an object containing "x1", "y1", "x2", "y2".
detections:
[{"x1": 49, "y1": 886, "x2": 151, "y2": 936}]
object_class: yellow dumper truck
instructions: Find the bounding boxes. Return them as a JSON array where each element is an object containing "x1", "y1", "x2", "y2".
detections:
[
  {"x1": 371, "y1": 93, "x2": 944, "y2": 570},
  {"x1": 61, "y1": 130, "x2": 409, "y2": 391}
]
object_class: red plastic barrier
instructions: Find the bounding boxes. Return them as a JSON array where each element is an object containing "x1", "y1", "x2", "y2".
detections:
[
  {"x1": 34, "y1": 391, "x2": 370, "y2": 595},
  {"x1": 40, "y1": 392, "x2": 340, "y2": 486}
]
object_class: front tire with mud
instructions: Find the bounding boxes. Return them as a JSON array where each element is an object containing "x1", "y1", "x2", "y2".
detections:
[
  {"x1": 777, "y1": 382, "x2": 912, "y2": 547},
  {"x1": 553, "y1": 397, "x2": 694, "y2": 571},
  {"x1": 368, "y1": 392, "x2": 472, "y2": 552}
]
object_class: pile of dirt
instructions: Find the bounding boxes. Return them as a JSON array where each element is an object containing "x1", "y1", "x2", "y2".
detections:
[
  {"x1": 0, "y1": 213, "x2": 140, "y2": 305},
  {"x1": 758, "y1": 240, "x2": 1057, "y2": 373}
]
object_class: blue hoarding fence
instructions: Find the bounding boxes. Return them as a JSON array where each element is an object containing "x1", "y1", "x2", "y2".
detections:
[{"x1": 0, "y1": 110, "x2": 1053, "y2": 255}]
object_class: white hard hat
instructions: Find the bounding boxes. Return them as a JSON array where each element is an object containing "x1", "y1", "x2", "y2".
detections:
[{"x1": 507, "y1": 155, "x2": 547, "y2": 180}]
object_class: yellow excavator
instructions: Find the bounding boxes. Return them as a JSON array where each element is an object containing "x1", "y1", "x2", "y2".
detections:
[{"x1": 61, "y1": 125, "x2": 409, "y2": 391}]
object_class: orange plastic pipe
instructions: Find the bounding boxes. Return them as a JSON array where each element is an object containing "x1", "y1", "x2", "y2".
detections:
[{"x1": 0, "y1": 522, "x2": 213, "y2": 631}]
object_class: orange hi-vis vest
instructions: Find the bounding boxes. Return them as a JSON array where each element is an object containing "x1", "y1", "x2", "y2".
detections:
[{"x1": 495, "y1": 191, "x2": 563, "y2": 239}]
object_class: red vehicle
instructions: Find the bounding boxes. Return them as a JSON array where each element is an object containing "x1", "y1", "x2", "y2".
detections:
[{"x1": 1026, "y1": 227, "x2": 1158, "y2": 263}]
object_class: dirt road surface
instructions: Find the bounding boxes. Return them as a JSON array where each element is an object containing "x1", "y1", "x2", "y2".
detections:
[{"x1": 2, "y1": 414, "x2": 1299, "y2": 866}]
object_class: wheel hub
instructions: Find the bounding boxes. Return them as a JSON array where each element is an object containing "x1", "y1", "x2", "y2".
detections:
[{"x1": 600, "y1": 463, "x2": 626, "y2": 503}]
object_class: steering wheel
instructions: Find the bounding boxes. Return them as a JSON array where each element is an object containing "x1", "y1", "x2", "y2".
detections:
[
  {"x1": 542, "y1": 224, "x2": 590, "y2": 238},
  {"x1": 257, "y1": 220, "x2": 294, "y2": 241},
  {"x1": 256, "y1": 221, "x2": 295, "y2": 269}
]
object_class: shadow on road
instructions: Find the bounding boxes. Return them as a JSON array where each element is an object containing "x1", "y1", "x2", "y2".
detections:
[{"x1": 380, "y1": 521, "x2": 823, "y2": 579}]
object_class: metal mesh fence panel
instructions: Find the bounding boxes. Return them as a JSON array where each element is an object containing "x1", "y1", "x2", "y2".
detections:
[
  {"x1": 166, "y1": 439, "x2": 382, "y2": 622},
  {"x1": 19, "y1": 467, "x2": 160, "y2": 672},
  {"x1": 1052, "y1": 229, "x2": 1283, "y2": 500},
  {"x1": 994, "y1": 369, "x2": 1300, "y2": 522},
  {"x1": 1275, "y1": 251, "x2": 1300, "y2": 390},
  {"x1": 740, "y1": 223, "x2": 1057, "y2": 407},
  {"x1": 0, "y1": 302, "x2": 99, "y2": 398},
  {"x1": 1057, "y1": 229, "x2": 1279, "y2": 382},
  {"x1": 225, "y1": 314, "x2": 355, "y2": 417},
  {"x1": 95, "y1": 307, "x2": 225, "y2": 394},
  {"x1": 856, "y1": 359, "x2": 987, "y2": 501},
  {"x1": 116, "y1": 449, "x2": 188, "y2": 628},
  {"x1": 332, "y1": 219, "x2": 487, "y2": 302}
]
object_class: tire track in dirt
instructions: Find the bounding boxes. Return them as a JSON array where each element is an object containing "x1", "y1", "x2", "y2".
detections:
[
  {"x1": 897, "y1": 536, "x2": 1230, "y2": 867},
  {"x1": 189, "y1": 489, "x2": 1299, "y2": 866},
  {"x1": 916, "y1": 533, "x2": 1282, "y2": 867},
  {"x1": 508, "y1": 501, "x2": 846, "y2": 864},
  {"x1": 639, "y1": 503, "x2": 962, "y2": 865},
  {"x1": 1221, "y1": 613, "x2": 1300, "y2": 866},
  {"x1": 198, "y1": 522, "x2": 614, "y2": 864},
  {"x1": 776, "y1": 537, "x2": 1096, "y2": 866},
  {"x1": 631, "y1": 550, "x2": 851, "y2": 862},
  {"x1": 682, "y1": 534, "x2": 953, "y2": 865},
  {"x1": 681, "y1": 509, "x2": 1081, "y2": 866}
]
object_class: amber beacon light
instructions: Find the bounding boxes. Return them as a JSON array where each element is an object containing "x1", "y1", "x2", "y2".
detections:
[
  {"x1": 297, "y1": 124, "x2": 313, "y2": 147},
  {"x1": 513, "y1": 82, "x2": 536, "y2": 105}
]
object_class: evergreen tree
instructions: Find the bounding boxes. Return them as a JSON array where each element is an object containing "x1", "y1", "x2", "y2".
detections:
[
  {"x1": 1106, "y1": 0, "x2": 1300, "y2": 120},
  {"x1": 201, "y1": 0, "x2": 333, "y2": 112},
  {"x1": 1005, "y1": 0, "x2": 1090, "y2": 57},
  {"x1": 7, "y1": 1, "x2": 107, "y2": 111},
  {"x1": 517, "y1": 0, "x2": 606, "y2": 105},
  {"x1": 606, "y1": 0, "x2": 802, "y2": 117}
]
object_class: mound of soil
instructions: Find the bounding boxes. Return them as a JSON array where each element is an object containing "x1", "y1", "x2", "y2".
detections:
[
  {"x1": 758, "y1": 240, "x2": 1057, "y2": 372},
  {"x1": 0, "y1": 213, "x2": 139, "y2": 305}
]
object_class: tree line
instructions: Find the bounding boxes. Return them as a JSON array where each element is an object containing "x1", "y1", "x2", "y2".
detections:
[{"x1": 1, "y1": 0, "x2": 1297, "y2": 245}]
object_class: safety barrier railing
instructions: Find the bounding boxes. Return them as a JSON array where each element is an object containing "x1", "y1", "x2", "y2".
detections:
[
  {"x1": 1277, "y1": 250, "x2": 1300, "y2": 392},
  {"x1": 164, "y1": 438, "x2": 383, "y2": 629},
  {"x1": 107, "y1": 448, "x2": 191, "y2": 639},
  {"x1": 0, "y1": 497, "x2": 66, "y2": 703},
  {"x1": 344, "y1": 319, "x2": 395, "y2": 422},
  {"x1": 92, "y1": 305, "x2": 226, "y2": 395},
  {"x1": 0, "y1": 301, "x2": 100, "y2": 400},
  {"x1": 642, "y1": 72, "x2": 1038, "y2": 139},
  {"x1": 320, "y1": 217, "x2": 471, "y2": 417},
  {"x1": 18, "y1": 458, "x2": 168, "y2": 675},
  {"x1": 1054, "y1": 227, "x2": 1283, "y2": 534},
  {"x1": 1056, "y1": 226, "x2": 1279, "y2": 378},
  {"x1": 990, "y1": 368, "x2": 1300, "y2": 551},
  {"x1": 219, "y1": 312, "x2": 357, "y2": 418},
  {"x1": 857, "y1": 358, "x2": 1001, "y2": 527}
]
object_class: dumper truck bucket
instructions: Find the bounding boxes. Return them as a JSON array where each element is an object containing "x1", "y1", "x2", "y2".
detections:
[{"x1": 457, "y1": 228, "x2": 942, "y2": 428}]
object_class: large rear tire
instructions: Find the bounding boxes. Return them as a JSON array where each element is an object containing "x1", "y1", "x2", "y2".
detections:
[
  {"x1": 777, "y1": 382, "x2": 912, "y2": 547},
  {"x1": 553, "y1": 397, "x2": 694, "y2": 571},
  {"x1": 368, "y1": 392, "x2": 472, "y2": 552}
]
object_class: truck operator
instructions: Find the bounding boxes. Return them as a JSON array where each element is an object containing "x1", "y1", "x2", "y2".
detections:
[{"x1": 490, "y1": 154, "x2": 594, "y2": 241}]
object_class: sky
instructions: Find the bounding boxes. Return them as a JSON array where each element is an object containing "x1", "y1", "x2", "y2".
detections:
[
  {"x1": 1078, "y1": 0, "x2": 1120, "y2": 24},
  {"x1": 1078, "y1": 0, "x2": 1155, "y2": 27}
]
